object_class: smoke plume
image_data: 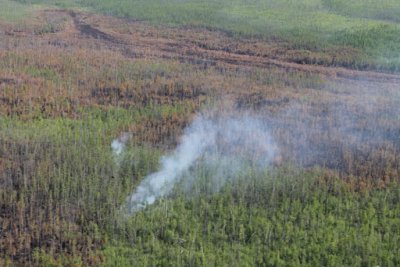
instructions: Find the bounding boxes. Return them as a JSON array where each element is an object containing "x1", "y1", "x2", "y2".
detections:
[
  {"x1": 126, "y1": 114, "x2": 277, "y2": 213},
  {"x1": 112, "y1": 132, "x2": 131, "y2": 156}
]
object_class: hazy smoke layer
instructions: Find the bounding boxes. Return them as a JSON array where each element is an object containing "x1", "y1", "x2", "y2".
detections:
[
  {"x1": 127, "y1": 114, "x2": 277, "y2": 213},
  {"x1": 112, "y1": 132, "x2": 131, "y2": 156},
  {"x1": 112, "y1": 139, "x2": 125, "y2": 155}
]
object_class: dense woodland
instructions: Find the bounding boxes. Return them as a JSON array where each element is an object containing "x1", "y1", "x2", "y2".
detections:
[{"x1": 1, "y1": 0, "x2": 400, "y2": 266}]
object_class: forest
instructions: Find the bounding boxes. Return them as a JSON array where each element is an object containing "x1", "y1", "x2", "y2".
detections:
[{"x1": 0, "y1": 0, "x2": 400, "y2": 266}]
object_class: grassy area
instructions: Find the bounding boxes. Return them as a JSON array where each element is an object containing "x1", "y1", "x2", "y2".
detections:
[
  {"x1": 0, "y1": 107, "x2": 162, "y2": 265},
  {"x1": 2, "y1": 108, "x2": 400, "y2": 266},
  {"x1": 9, "y1": 0, "x2": 400, "y2": 70},
  {"x1": 322, "y1": 0, "x2": 400, "y2": 22},
  {"x1": 11, "y1": 0, "x2": 81, "y2": 9},
  {"x1": 0, "y1": 0, "x2": 36, "y2": 22},
  {"x1": 104, "y1": 174, "x2": 400, "y2": 266},
  {"x1": 1, "y1": 44, "x2": 399, "y2": 265},
  {"x1": 1, "y1": 1, "x2": 400, "y2": 266},
  {"x1": 40, "y1": 0, "x2": 400, "y2": 71}
]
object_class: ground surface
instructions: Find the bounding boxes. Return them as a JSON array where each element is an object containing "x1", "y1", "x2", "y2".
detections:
[{"x1": 1, "y1": 4, "x2": 400, "y2": 266}]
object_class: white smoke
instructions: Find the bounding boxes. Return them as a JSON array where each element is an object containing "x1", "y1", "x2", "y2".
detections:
[
  {"x1": 111, "y1": 132, "x2": 131, "y2": 156},
  {"x1": 112, "y1": 139, "x2": 125, "y2": 155},
  {"x1": 126, "y1": 114, "x2": 278, "y2": 214}
]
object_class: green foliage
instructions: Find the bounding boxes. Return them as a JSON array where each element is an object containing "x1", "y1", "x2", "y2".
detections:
[
  {"x1": 321, "y1": 0, "x2": 400, "y2": 22},
  {"x1": 0, "y1": 106, "x2": 171, "y2": 265},
  {"x1": 24, "y1": 66, "x2": 59, "y2": 80},
  {"x1": 2, "y1": 98, "x2": 399, "y2": 265},
  {"x1": 0, "y1": 0, "x2": 35, "y2": 22},
  {"x1": 2, "y1": 104, "x2": 400, "y2": 265},
  {"x1": 2, "y1": 1, "x2": 400, "y2": 265},
  {"x1": 13, "y1": 0, "x2": 80, "y2": 9},
  {"x1": 332, "y1": 24, "x2": 400, "y2": 70},
  {"x1": 103, "y1": 168, "x2": 400, "y2": 266}
]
